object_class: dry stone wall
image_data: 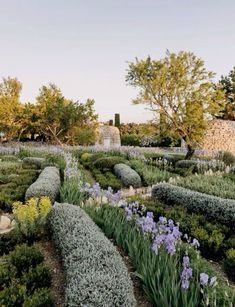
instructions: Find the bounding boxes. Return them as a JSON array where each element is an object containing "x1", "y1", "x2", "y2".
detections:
[{"x1": 200, "y1": 120, "x2": 235, "y2": 155}]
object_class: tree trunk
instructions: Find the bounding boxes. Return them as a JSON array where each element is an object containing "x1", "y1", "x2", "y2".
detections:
[{"x1": 185, "y1": 144, "x2": 195, "y2": 160}]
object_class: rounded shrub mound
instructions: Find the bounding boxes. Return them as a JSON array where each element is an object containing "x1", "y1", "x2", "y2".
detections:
[
  {"x1": 48, "y1": 203, "x2": 136, "y2": 307},
  {"x1": 25, "y1": 166, "x2": 60, "y2": 203},
  {"x1": 114, "y1": 163, "x2": 141, "y2": 188},
  {"x1": 93, "y1": 156, "x2": 126, "y2": 170},
  {"x1": 80, "y1": 152, "x2": 93, "y2": 162}
]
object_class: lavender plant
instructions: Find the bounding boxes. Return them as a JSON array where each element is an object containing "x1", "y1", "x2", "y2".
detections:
[{"x1": 60, "y1": 152, "x2": 85, "y2": 204}]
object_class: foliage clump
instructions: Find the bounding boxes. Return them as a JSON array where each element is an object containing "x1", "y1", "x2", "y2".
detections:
[
  {"x1": 0, "y1": 244, "x2": 52, "y2": 307},
  {"x1": 13, "y1": 196, "x2": 52, "y2": 241}
]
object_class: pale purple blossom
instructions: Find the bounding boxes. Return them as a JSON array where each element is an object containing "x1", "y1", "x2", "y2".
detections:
[
  {"x1": 159, "y1": 216, "x2": 167, "y2": 224},
  {"x1": 151, "y1": 234, "x2": 165, "y2": 253},
  {"x1": 180, "y1": 256, "x2": 193, "y2": 290},
  {"x1": 200, "y1": 273, "x2": 209, "y2": 286},
  {"x1": 104, "y1": 187, "x2": 121, "y2": 205},
  {"x1": 192, "y1": 238, "x2": 200, "y2": 249}
]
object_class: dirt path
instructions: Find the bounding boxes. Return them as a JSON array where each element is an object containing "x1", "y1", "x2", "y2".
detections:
[{"x1": 38, "y1": 236, "x2": 65, "y2": 307}]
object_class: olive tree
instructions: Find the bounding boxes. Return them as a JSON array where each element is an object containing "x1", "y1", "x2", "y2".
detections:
[{"x1": 126, "y1": 51, "x2": 225, "y2": 158}]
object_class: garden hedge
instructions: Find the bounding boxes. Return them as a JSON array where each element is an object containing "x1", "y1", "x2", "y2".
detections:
[
  {"x1": 23, "y1": 157, "x2": 46, "y2": 169},
  {"x1": 93, "y1": 156, "x2": 126, "y2": 170},
  {"x1": 114, "y1": 163, "x2": 141, "y2": 188},
  {"x1": 25, "y1": 167, "x2": 60, "y2": 203},
  {"x1": 175, "y1": 159, "x2": 224, "y2": 173},
  {"x1": 152, "y1": 183, "x2": 235, "y2": 226},
  {"x1": 48, "y1": 203, "x2": 136, "y2": 307}
]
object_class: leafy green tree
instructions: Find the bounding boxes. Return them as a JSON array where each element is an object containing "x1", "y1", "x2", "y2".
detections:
[
  {"x1": 16, "y1": 103, "x2": 40, "y2": 141},
  {"x1": 218, "y1": 67, "x2": 235, "y2": 120},
  {"x1": 67, "y1": 98, "x2": 98, "y2": 145},
  {"x1": 0, "y1": 77, "x2": 22, "y2": 141},
  {"x1": 36, "y1": 83, "x2": 68, "y2": 144},
  {"x1": 36, "y1": 83, "x2": 98, "y2": 144},
  {"x1": 126, "y1": 51, "x2": 225, "y2": 158},
  {"x1": 119, "y1": 122, "x2": 157, "y2": 136}
]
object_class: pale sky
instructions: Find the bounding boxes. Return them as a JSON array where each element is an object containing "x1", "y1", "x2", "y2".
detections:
[{"x1": 0, "y1": 0, "x2": 235, "y2": 123}]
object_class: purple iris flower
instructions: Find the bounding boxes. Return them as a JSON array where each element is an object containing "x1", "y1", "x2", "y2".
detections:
[{"x1": 200, "y1": 273, "x2": 209, "y2": 286}]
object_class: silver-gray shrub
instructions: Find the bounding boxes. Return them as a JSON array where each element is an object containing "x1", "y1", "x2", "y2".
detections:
[
  {"x1": 114, "y1": 163, "x2": 141, "y2": 188},
  {"x1": 25, "y1": 166, "x2": 60, "y2": 203},
  {"x1": 47, "y1": 203, "x2": 136, "y2": 307},
  {"x1": 23, "y1": 157, "x2": 46, "y2": 168},
  {"x1": 152, "y1": 183, "x2": 235, "y2": 226}
]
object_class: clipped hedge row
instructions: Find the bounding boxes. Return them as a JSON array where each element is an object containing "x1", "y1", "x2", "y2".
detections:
[
  {"x1": 175, "y1": 159, "x2": 225, "y2": 173},
  {"x1": 48, "y1": 203, "x2": 136, "y2": 307},
  {"x1": 23, "y1": 157, "x2": 46, "y2": 169},
  {"x1": 25, "y1": 167, "x2": 60, "y2": 203},
  {"x1": 114, "y1": 163, "x2": 141, "y2": 188},
  {"x1": 175, "y1": 160, "x2": 198, "y2": 168},
  {"x1": 93, "y1": 156, "x2": 126, "y2": 170},
  {"x1": 152, "y1": 183, "x2": 235, "y2": 226}
]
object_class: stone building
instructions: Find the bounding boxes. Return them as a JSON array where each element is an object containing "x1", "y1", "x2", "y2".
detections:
[
  {"x1": 200, "y1": 119, "x2": 235, "y2": 155},
  {"x1": 96, "y1": 125, "x2": 121, "y2": 147}
]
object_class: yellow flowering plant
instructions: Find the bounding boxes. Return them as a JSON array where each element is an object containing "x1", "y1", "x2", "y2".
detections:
[{"x1": 13, "y1": 196, "x2": 52, "y2": 241}]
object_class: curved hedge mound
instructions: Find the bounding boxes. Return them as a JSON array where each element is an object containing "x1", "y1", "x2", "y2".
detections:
[
  {"x1": 152, "y1": 183, "x2": 235, "y2": 226},
  {"x1": 93, "y1": 156, "x2": 126, "y2": 170},
  {"x1": 25, "y1": 167, "x2": 60, "y2": 203},
  {"x1": 48, "y1": 203, "x2": 136, "y2": 307},
  {"x1": 114, "y1": 163, "x2": 141, "y2": 188}
]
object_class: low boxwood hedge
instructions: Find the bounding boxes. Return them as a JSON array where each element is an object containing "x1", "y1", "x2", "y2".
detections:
[
  {"x1": 152, "y1": 183, "x2": 235, "y2": 226},
  {"x1": 175, "y1": 159, "x2": 225, "y2": 173},
  {"x1": 25, "y1": 167, "x2": 60, "y2": 203},
  {"x1": 93, "y1": 156, "x2": 126, "y2": 170},
  {"x1": 23, "y1": 157, "x2": 46, "y2": 169},
  {"x1": 48, "y1": 203, "x2": 136, "y2": 307}
]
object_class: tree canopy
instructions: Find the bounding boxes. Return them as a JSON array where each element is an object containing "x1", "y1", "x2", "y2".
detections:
[
  {"x1": 218, "y1": 67, "x2": 235, "y2": 120},
  {"x1": 0, "y1": 77, "x2": 22, "y2": 140},
  {"x1": 126, "y1": 50, "x2": 225, "y2": 158},
  {"x1": 0, "y1": 79, "x2": 98, "y2": 145}
]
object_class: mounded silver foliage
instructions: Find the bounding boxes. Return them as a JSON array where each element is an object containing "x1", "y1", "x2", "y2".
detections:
[
  {"x1": 25, "y1": 166, "x2": 60, "y2": 203},
  {"x1": 114, "y1": 163, "x2": 141, "y2": 188},
  {"x1": 48, "y1": 203, "x2": 136, "y2": 307},
  {"x1": 23, "y1": 157, "x2": 46, "y2": 168},
  {"x1": 152, "y1": 183, "x2": 235, "y2": 226}
]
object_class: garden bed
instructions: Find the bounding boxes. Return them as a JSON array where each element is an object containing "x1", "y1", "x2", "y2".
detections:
[{"x1": 0, "y1": 158, "x2": 39, "y2": 212}]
